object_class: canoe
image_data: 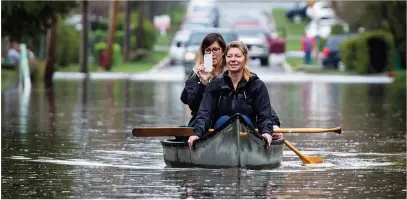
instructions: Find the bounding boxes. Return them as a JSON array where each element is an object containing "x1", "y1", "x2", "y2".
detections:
[{"x1": 160, "y1": 114, "x2": 284, "y2": 169}]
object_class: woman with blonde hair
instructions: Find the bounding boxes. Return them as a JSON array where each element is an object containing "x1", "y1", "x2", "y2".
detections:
[
  {"x1": 180, "y1": 33, "x2": 227, "y2": 127},
  {"x1": 188, "y1": 41, "x2": 282, "y2": 149}
]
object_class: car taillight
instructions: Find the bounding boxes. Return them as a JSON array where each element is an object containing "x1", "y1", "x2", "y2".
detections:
[{"x1": 323, "y1": 47, "x2": 330, "y2": 57}]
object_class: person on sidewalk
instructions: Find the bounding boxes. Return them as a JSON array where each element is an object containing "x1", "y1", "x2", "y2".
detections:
[
  {"x1": 7, "y1": 40, "x2": 21, "y2": 66},
  {"x1": 301, "y1": 34, "x2": 314, "y2": 65}
]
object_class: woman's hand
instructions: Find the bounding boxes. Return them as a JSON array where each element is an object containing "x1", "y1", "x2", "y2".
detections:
[
  {"x1": 262, "y1": 133, "x2": 272, "y2": 148},
  {"x1": 188, "y1": 135, "x2": 200, "y2": 149},
  {"x1": 272, "y1": 125, "x2": 283, "y2": 139},
  {"x1": 196, "y1": 64, "x2": 213, "y2": 85}
]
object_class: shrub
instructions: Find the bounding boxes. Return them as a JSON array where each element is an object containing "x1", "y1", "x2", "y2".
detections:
[
  {"x1": 340, "y1": 37, "x2": 358, "y2": 71},
  {"x1": 331, "y1": 24, "x2": 346, "y2": 35},
  {"x1": 93, "y1": 42, "x2": 123, "y2": 66},
  {"x1": 56, "y1": 23, "x2": 80, "y2": 67},
  {"x1": 114, "y1": 30, "x2": 124, "y2": 46},
  {"x1": 113, "y1": 43, "x2": 123, "y2": 66},
  {"x1": 94, "y1": 42, "x2": 107, "y2": 53},
  {"x1": 340, "y1": 30, "x2": 395, "y2": 74},
  {"x1": 93, "y1": 29, "x2": 107, "y2": 42}
]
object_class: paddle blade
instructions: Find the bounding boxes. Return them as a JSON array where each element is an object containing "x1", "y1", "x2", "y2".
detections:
[
  {"x1": 302, "y1": 156, "x2": 324, "y2": 165},
  {"x1": 333, "y1": 127, "x2": 342, "y2": 134},
  {"x1": 132, "y1": 127, "x2": 194, "y2": 137},
  {"x1": 284, "y1": 140, "x2": 324, "y2": 165}
]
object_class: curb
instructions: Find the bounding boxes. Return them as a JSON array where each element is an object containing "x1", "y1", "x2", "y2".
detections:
[
  {"x1": 283, "y1": 60, "x2": 294, "y2": 73},
  {"x1": 148, "y1": 56, "x2": 170, "y2": 73}
]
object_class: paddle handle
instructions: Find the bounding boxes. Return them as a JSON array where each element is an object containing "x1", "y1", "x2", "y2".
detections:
[{"x1": 208, "y1": 127, "x2": 341, "y2": 134}]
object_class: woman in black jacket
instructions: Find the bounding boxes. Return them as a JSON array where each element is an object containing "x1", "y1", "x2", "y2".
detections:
[
  {"x1": 180, "y1": 33, "x2": 227, "y2": 126},
  {"x1": 188, "y1": 41, "x2": 282, "y2": 149}
]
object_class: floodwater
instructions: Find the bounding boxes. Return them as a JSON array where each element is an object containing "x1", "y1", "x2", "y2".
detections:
[{"x1": 2, "y1": 79, "x2": 406, "y2": 199}]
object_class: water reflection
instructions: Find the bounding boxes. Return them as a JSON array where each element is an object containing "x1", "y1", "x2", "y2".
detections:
[
  {"x1": 159, "y1": 169, "x2": 281, "y2": 199},
  {"x1": 45, "y1": 82, "x2": 56, "y2": 135},
  {"x1": 1, "y1": 79, "x2": 405, "y2": 199}
]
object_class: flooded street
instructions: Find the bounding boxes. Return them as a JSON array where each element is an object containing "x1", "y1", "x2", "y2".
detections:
[{"x1": 2, "y1": 79, "x2": 406, "y2": 199}]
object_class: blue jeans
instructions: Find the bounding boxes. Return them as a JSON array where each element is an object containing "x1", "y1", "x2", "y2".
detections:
[
  {"x1": 304, "y1": 51, "x2": 312, "y2": 64},
  {"x1": 215, "y1": 115, "x2": 255, "y2": 129}
]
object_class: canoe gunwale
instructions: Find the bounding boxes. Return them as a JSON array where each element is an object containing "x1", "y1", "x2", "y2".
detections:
[{"x1": 161, "y1": 113, "x2": 284, "y2": 148}]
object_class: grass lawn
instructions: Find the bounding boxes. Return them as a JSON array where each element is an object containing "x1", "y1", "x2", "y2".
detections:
[
  {"x1": 286, "y1": 57, "x2": 360, "y2": 75},
  {"x1": 155, "y1": 33, "x2": 175, "y2": 47},
  {"x1": 58, "y1": 50, "x2": 168, "y2": 73},
  {"x1": 272, "y1": 8, "x2": 309, "y2": 51},
  {"x1": 1, "y1": 68, "x2": 18, "y2": 90},
  {"x1": 286, "y1": 57, "x2": 318, "y2": 70}
]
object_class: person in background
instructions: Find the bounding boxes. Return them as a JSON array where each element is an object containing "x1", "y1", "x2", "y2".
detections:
[
  {"x1": 180, "y1": 33, "x2": 227, "y2": 127},
  {"x1": 7, "y1": 40, "x2": 21, "y2": 66},
  {"x1": 301, "y1": 34, "x2": 315, "y2": 65},
  {"x1": 188, "y1": 41, "x2": 282, "y2": 149}
]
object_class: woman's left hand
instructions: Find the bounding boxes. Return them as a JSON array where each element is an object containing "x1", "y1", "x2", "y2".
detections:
[
  {"x1": 272, "y1": 125, "x2": 283, "y2": 139},
  {"x1": 262, "y1": 133, "x2": 272, "y2": 148}
]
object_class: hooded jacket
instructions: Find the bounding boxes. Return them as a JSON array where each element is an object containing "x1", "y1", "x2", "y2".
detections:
[{"x1": 193, "y1": 71, "x2": 280, "y2": 138}]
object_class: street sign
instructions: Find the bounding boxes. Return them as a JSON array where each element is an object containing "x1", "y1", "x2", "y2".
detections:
[{"x1": 154, "y1": 15, "x2": 171, "y2": 36}]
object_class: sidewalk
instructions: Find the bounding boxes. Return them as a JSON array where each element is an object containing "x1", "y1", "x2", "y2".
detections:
[{"x1": 53, "y1": 67, "x2": 394, "y2": 84}]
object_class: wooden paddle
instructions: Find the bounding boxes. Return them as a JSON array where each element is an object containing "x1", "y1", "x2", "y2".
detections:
[
  {"x1": 132, "y1": 127, "x2": 341, "y2": 137},
  {"x1": 132, "y1": 126, "x2": 338, "y2": 165},
  {"x1": 284, "y1": 140, "x2": 324, "y2": 165}
]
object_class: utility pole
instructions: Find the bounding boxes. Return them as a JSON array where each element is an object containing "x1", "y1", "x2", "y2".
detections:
[
  {"x1": 80, "y1": 0, "x2": 88, "y2": 73},
  {"x1": 137, "y1": 1, "x2": 144, "y2": 49},
  {"x1": 44, "y1": 21, "x2": 57, "y2": 84},
  {"x1": 124, "y1": 0, "x2": 131, "y2": 62},
  {"x1": 106, "y1": 0, "x2": 119, "y2": 71}
]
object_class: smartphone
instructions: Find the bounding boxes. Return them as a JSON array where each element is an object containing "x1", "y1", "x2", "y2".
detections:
[{"x1": 204, "y1": 54, "x2": 213, "y2": 72}]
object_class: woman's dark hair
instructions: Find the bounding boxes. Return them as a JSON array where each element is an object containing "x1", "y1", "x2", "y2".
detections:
[
  {"x1": 200, "y1": 33, "x2": 227, "y2": 56},
  {"x1": 194, "y1": 33, "x2": 227, "y2": 75}
]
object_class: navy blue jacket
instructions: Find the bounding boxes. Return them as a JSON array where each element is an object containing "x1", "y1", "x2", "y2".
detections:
[
  {"x1": 180, "y1": 74, "x2": 206, "y2": 117},
  {"x1": 193, "y1": 71, "x2": 280, "y2": 138}
]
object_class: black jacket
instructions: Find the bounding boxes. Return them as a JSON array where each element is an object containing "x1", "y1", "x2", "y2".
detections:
[
  {"x1": 193, "y1": 71, "x2": 280, "y2": 138},
  {"x1": 180, "y1": 74, "x2": 206, "y2": 117}
]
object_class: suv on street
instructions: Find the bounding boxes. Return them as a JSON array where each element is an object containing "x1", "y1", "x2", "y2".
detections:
[{"x1": 183, "y1": 28, "x2": 238, "y2": 76}]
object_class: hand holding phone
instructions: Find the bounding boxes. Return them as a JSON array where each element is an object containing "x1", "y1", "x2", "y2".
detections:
[{"x1": 204, "y1": 54, "x2": 213, "y2": 73}]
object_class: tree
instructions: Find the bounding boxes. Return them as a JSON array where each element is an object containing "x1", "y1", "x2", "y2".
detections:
[
  {"x1": 333, "y1": 1, "x2": 406, "y2": 69},
  {"x1": 1, "y1": 1, "x2": 77, "y2": 41}
]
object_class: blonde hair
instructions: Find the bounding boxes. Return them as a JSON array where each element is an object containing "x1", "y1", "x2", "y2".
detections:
[{"x1": 225, "y1": 41, "x2": 251, "y2": 81}]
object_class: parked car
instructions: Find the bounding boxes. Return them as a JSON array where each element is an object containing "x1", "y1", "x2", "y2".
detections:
[
  {"x1": 186, "y1": 1, "x2": 220, "y2": 27},
  {"x1": 320, "y1": 34, "x2": 358, "y2": 69},
  {"x1": 285, "y1": 3, "x2": 309, "y2": 23},
  {"x1": 168, "y1": 30, "x2": 191, "y2": 66},
  {"x1": 183, "y1": 28, "x2": 238, "y2": 76},
  {"x1": 234, "y1": 28, "x2": 270, "y2": 66}
]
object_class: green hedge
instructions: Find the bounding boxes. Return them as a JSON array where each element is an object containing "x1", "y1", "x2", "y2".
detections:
[
  {"x1": 340, "y1": 30, "x2": 395, "y2": 74},
  {"x1": 93, "y1": 42, "x2": 122, "y2": 66},
  {"x1": 331, "y1": 24, "x2": 347, "y2": 35},
  {"x1": 56, "y1": 23, "x2": 80, "y2": 67},
  {"x1": 340, "y1": 37, "x2": 358, "y2": 71}
]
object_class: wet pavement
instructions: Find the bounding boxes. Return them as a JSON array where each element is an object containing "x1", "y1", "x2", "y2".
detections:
[{"x1": 1, "y1": 79, "x2": 406, "y2": 198}]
